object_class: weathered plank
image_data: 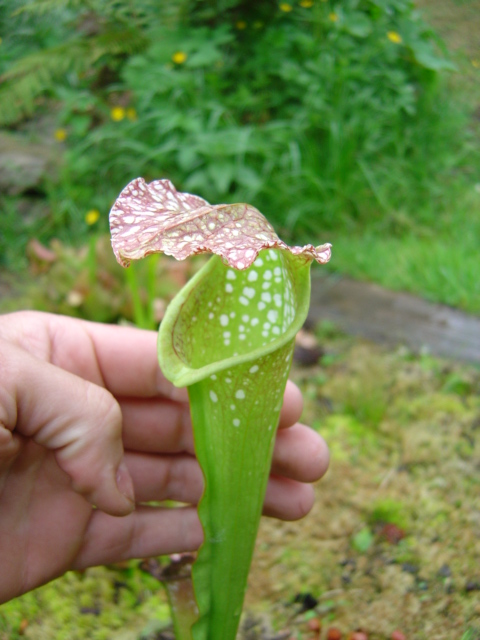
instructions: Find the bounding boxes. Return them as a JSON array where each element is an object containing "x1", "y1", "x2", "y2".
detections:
[{"x1": 309, "y1": 273, "x2": 480, "y2": 365}]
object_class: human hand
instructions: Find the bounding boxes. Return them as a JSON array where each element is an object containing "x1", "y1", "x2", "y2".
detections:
[{"x1": 0, "y1": 311, "x2": 329, "y2": 603}]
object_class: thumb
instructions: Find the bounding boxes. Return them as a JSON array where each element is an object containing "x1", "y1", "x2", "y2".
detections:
[{"x1": 0, "y1": 339, "x2": 135, "y2": 516}]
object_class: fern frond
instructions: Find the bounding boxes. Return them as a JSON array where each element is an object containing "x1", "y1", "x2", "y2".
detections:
[
  {"x1": 0, "y1": 40, "x2": 92, "y2": 124},
  {"x1": 14, "y1": 0, "x2": 161, "y2": 23},
  {"x1": 0, "y1": 41, "x2": 82, "y2": 124},
  {"x1": 0, "y1": 27, "x2": 146, "y2": 125},
  {"x1": 94, "y1": 26, "x2": 147, "y2": 56},
  {"x1": 14, "y1": 0, "x2": 104, "y2": 17}
]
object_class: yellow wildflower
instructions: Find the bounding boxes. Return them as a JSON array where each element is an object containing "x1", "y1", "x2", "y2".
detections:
[
  {"x1": 111, "y1": 106, "x2": 126, "y2": 122},
  {"x1": 329, "y1": 12, "x2": 338, "y2": 21},
  {"x1": 387, "y1": 31, "x2": 402, "y2": 44},
  {"x1": 236, "y1": 20, "x2": 247, "y2": 29},
  {"x1": 54, "y1": 128, "x2": 67, "y2": 142},
  {"x1": 279, "y1": 3, "x2": 293, "y2": 11},
  {"x1": 85, "y1": 209, "x2": 100, "y2": 225},
  {"x1": 253, "y1": 20, "x2": 264, "y2": 29},
  {"x1": 300, "y1": 0, "x2": 314, "y2": 7},
  {"x1": 471, "y1": 59, "x2": 480, "y2": 69},
  {"x1": 172, "y1": 51, "x2": 187, "y2": 64},
  {"x1": 126, "y1": 107, "x2": 137, "y2": 121}
]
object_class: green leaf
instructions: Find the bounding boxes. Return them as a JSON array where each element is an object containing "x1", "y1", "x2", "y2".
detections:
[
  {"x1": 207, "y1": 161, "x2": 235, "y2": 194},
  {"x1": 409, "y1": 42, "x2": 456, "y2": 71},
  {"x1": 352, "y1": 527, "x2": 374, "y2": 553},
  {"x1": 343, "y1": 13, "x2": 372, "y2": 38}
]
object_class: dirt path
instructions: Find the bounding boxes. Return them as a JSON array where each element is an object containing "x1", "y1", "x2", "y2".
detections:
[{"x1": 415, "y1": 0, "x2": 480, "y2": 59}]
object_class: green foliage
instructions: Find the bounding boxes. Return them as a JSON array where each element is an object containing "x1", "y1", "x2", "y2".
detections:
[
  {"x1": 0, "y1": 0, "x2": 149, "y2": 125},
  {"x1": 461, "y1": 628, "x2": 480, "y2": 640},
  {"x1": 1, "y1": 0, "x2": 479, "y2": 317},
  {"x1": 2, "y1": 1, "x2": 461, "y2": 202},
  {"x1": 328, "y1": 190, "x2": 480, "y2": 314},
  {"x1": 52, "y1": 0, "x2": 462, "y2": 233}
]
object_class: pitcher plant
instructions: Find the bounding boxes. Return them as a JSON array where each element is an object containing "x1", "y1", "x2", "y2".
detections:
[{"x1": 110, "y1": 178, "x2": 331, "y2": 640}]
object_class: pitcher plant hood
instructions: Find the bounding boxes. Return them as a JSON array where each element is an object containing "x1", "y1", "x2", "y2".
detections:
[{"x1": 110, "y1": 177, "x2": 331, "y2": 270}]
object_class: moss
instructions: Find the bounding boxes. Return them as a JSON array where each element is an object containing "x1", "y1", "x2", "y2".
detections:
[
  {"x1": 393, "y1": 391, "x2": 469, "y2": 423},
  {"x1": 316, "y1": 414, "x2": 385, "y2": 463},
  {"x1": 368, "y1": 498, "x2": 410, "y2": 529},
  {"x1": 0, "y1": 563, "x2": 170, "y2": 640}
]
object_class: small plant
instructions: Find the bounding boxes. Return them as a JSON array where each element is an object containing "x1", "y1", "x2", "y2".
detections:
[{"x1": 110, "y1": 177, "x2": 331, "y2": 639}]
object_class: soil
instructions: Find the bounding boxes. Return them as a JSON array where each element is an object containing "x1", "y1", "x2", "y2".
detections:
[
  {"x1": 415, "y1": 0, "x2": 480, "y2": 59},
  {"x1": 245, "y1": 333, "x2": 480, "y2": 640}
]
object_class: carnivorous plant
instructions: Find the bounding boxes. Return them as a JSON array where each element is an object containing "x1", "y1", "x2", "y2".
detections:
[{"x1": 110, "y1": 178, "x2": 331, "y2": 640}]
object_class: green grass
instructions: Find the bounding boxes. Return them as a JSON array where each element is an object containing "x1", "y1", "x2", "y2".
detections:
[{"x1": 326, "y1": 187, "x2": 480, "y2": 314}]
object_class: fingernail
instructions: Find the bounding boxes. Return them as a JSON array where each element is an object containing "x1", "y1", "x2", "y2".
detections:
[{"x1": 116, "y1": 461, "x2": 135, "y2": 505}]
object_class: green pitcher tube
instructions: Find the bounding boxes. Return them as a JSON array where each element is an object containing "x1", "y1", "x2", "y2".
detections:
[{"x1": 110, "y1": 177, "x2": 331, "y2": 640}]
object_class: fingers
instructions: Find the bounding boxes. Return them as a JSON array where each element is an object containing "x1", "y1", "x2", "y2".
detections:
[
  {"x1": 72, "y1": 475, "x2": 316, "y2": 570},
  {"x1": 0, "y1": 426, "x2": 22, "y2": 496},
  {"x1": 73, "y1": 474, "x2": 316, "y2": 571},
  {"x1": 120, "y1": 397, "x2": 194, "y2": 454},
  {"x1": 73, "y1": 505, "x2": 203, "y2": 570},
  {"x1": 264, "y1": 476, "x2": 316, "y2": 520},
  {"x1": 81, "y1": 319, "x2": 187, "y2": 400},
  {"x1": 121, "y1": 394, "x2": 328, "y2": 484},
  {"x1": 125, "y1": 423, "x2": 328, "y2": 518},
  {"x1": 271, "y1": 423, "x2": 329, "y2": 483},
  {"x1": 125, "y1": 452, "x2": 203, "y2": 504},
  {"x1": 0, "y1": 313, "x2": 302, "y2": 418},
  {"x1": 0, "y1": 311, "x2": 186, "y2": 401},
  {"x1": 278, "y1": 380, "x2": 303, "y2": 429},
  {"x1": 0, "y1": 339, "x2": 135, "y2": 517},
  {"x1": 0, "y1": 424, "x2": 21, "y2": 461},
  {"x1": 119, "y1": 379, "x2": 304, "y2": 456}
]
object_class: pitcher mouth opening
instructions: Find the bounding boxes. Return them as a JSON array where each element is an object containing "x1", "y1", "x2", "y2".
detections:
[
  {"x1": 158, "y1": 249, "x2": 312, "y2": 388},
  {"x1": 173, "y1": 250, "x2": 296, "y2": 362}
]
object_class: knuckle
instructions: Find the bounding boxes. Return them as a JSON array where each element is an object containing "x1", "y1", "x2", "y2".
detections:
[{"x1": 86, "y1": 385, "x2": 122, "y2": 440}]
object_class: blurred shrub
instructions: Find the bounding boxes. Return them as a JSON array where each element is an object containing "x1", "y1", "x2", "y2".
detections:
[
  {"x1": 0, "y1": 232, "x2": 200, "y2": 327},
  {"x1": 0, "y1": 0, "x2": 468, "y2": 241},
  {"x1": 0, "y1": 0, "x2": 155, "y2": 125}
]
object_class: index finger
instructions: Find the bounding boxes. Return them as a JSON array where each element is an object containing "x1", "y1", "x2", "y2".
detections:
[
  {"x1": 84, "y1": 323, "x2": 304, "y2": 416},
  {"x1": 0, "y1": 311, "x2": 175, "y2": 400},
  {"x1": 120, "y1": 380, "x2": 303, "y2": 455},
  {"x1": 82, "y1": 320, "x2": 187, "y2": 400}
]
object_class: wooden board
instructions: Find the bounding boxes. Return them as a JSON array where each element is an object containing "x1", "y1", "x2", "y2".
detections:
[{"x1": 309, "y1": 273, "x2": 480, "y2": 365}]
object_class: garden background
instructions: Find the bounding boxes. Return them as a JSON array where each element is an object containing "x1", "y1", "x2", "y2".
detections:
[{"x1": 0, "y1": 1, "x2": 479, "y2": 639}]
